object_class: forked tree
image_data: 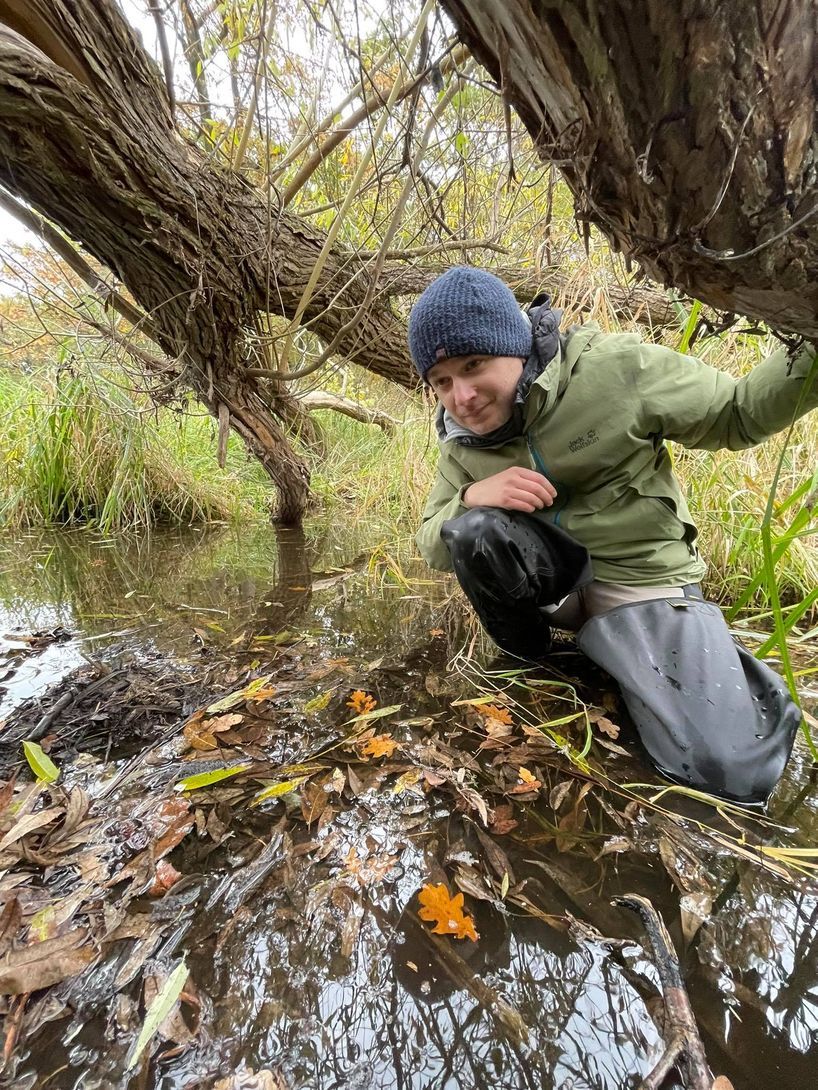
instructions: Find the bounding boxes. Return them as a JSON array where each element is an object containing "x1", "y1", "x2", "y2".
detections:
[{"x1": 0, "y1": 1, "x2": 814, "y2": 521}]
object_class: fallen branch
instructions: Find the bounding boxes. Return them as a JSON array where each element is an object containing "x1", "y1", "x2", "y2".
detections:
[
  {"x1": 613, "y1": 893, "x2": 723, "y2": 1090},
  {"x1": 297, "y1": 391, "x2": 399, "y2": 432}
]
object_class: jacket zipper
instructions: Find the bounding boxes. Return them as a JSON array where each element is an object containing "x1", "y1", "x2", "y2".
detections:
[{"x1": 526, "y1": 435, "x2": 570, "y2": 526}]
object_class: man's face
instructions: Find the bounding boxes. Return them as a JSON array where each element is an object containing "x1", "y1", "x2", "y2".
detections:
[{"x1": 426, "y1": 354, "x2": 525, "y2": 435}]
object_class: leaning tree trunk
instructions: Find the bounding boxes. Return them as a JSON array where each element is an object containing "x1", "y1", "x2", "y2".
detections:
[
  {"x1": 0, "y1": 1, "x2": 419, "y2": 523},
  {"x1": 441, "y1": 0, "x2": 818, "y2": 340}
]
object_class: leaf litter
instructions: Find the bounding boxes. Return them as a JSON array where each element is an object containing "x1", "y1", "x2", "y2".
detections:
[{"x1": 0, "y1": 609, "x2": 815, "y2": 1088}]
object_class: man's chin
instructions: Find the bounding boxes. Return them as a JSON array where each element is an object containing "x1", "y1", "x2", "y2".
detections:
[{"x1": 457, "y1": 410, "x2": 496, "y2": 434}]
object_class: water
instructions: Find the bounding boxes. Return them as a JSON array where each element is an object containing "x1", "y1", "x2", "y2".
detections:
[{"x1": 1, "y1": 526, "x2": 817, "y2": 1090}]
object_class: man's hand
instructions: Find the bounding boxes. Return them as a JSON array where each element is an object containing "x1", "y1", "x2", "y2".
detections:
[{"x1": 463, "y1": 468, "x2": 557, "y2": 513}]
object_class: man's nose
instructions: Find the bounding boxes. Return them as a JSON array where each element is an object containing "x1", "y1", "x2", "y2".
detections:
[{"x1": 453, "y1": 378, "x2": 476, "y2": 406}]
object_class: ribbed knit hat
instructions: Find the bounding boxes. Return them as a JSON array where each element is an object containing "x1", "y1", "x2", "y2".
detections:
[{"x1": 408, "y1": 267, "x2": 532, "y2": 379}]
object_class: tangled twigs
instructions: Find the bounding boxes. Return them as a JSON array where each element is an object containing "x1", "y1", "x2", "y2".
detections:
[{"x1": 613, "y1": 893, "x2": 715, "y2": 1090}]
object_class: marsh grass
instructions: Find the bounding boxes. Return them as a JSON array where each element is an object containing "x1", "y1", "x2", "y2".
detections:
[
  {"x1": 0, "y1": 306, "x2": 815, "y2": 627},
  {"x1": 0, "y1": 371, "x2": 270, "y2": 531}
]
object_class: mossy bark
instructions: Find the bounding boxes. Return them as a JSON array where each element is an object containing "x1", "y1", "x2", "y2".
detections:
[{"x1": 441, "y1": 0, "x2": 818, "y2": 339}]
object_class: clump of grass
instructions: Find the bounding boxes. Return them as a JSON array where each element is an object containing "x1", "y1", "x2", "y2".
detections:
[
  {"x1": 302, "y1": 368, "x2": 437, "y2": 536},
  {"x1": 0, "y1": 371, "x2": 270, "y2": 531},
  {"x1": 666, "y1": 329, "x2": 818, "y2": 615}
]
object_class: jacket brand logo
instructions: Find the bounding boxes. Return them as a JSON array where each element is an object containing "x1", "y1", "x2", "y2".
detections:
[{"x1": 568, "y1": 428, "x2": 600, "y2": 453}]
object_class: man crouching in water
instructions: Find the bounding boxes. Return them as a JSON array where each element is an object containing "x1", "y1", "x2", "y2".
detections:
[{"x1": 410, "y1": 267, "x2": 818, "y2": 805}]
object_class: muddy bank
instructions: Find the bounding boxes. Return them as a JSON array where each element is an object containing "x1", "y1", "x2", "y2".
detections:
[{"x1": 1, "y1": 527, "x2": 817, "y2": 1089}]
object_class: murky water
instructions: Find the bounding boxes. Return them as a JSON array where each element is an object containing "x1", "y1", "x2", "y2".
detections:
[{"x1": 1, "y1": 526, "x2": 817, "y2": 1089}]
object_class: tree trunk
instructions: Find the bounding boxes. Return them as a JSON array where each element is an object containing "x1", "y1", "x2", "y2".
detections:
[
  {"x1": 0, "y1": 1, "x2": 417, "y2": 522},
  {"x1": 441, "y1": 0, "x2": 818, "y2": 340}
]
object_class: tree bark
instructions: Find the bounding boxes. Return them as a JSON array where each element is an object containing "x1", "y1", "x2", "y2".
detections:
[{"x1": 440, "y1": 0, "x2": 818, "y2": 340}]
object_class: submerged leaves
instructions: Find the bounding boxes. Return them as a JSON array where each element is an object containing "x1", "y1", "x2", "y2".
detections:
[
  {"x1": 346, "y1": 689, "x2": 377, "y2": 715},
  {"x1": 359, "y1": 733, "x2": 398, "y2": 759},
  {"x1": 417, "y1": 882, "x2": 479, "y2": 942}
]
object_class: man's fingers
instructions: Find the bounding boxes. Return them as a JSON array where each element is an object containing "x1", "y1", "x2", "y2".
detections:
[
  {"x1": 513, "y1": 467, "x2": 557, "y2": 498},
  {"x1": 509, "y1": 488, "x2": 547, "y2": 510}
]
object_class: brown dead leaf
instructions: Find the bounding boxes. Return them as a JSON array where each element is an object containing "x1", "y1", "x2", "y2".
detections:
[
  {"x1": 183, "y1": 711, "x2": 243, "y2": 751},
  {"x1": 148, "y1": 859, "x2": 182, "y2": 897},
  {"x1": 549, "y1": 780, "x2": 573, "y2": 812},
  {"x1": 679, "y1": 891, "x2": 713, "y2": 945},
  {"x1": 473, "y1": 824, "x2": 515, "y2": 885},
  {"x1": 0, "y1": 896, "x2": 22, "y2": 956},
  {"x1": 214, "y1": 1064, "x2": 288, "y2": 1090},
  {"x1": 0, "y1": 807, "x2": 63, "y2": 854},
  {"x1": 555, "y1": 804, "x2": 587, "y2": 853},
  {"x1": 0, "y1": 928, "x2": 97, "y2": 994},
  {"x1": 489, "y1": 804, "x2": 518, "y2": 835},
  {"x1": 301, "y1": 780, "x2": 330, "y2": 826},
  {"x1": 454, "y1": 785, "x2": 493, "y2": 826},
  {"x1": 592, "y1": 715, "x2": 619, "y2": 739},
  {"x1": 148, "y1": 799, "x2": 194, "y2": 858},
  {"x1": 711, "y1": 1079, "x2": 735, "y2": 1090}
]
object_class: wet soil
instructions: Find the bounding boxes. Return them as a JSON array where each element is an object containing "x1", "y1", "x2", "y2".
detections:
[{"x1": 0, "y1": 525, "x2": 817, "y2": 1090}]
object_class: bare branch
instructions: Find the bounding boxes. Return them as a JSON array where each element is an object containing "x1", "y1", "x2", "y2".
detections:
[
  {"x1": 147, "y1": 0, "x2": 175, "y2": 114},
  {"x1": 299, "y1": 390, "x2": 398, "y2": 431},
  {"x1": 281, "y1": 43, "x2": 469, "y2": 207}
]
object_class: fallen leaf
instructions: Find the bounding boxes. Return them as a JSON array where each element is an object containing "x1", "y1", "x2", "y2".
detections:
[
  {"x1": 680, "y1": 891, "x2": 713, "y2": 945},
  {"x1": 303, "y1": 690, "x2": 333, "y2": 713},
  {"x1": 417, "y1": 883, "x2": 479, "y2": 941},
  {"x1": 213, "y1": 1065, "x2": 286, "y2": 1090},
  {"x1": 148, "y1": 859, "x2": 182, "y2": 897},
  {"x1": 346, "y1": 689, "x2": 377, "y2": 715},
  {"x1": 593, "y1": 715, "x2": 620, "y2": 740},
  {"x1": 0, "y1": 807, "x2": 63, "y2": 853},
  {"x1": 489, "y1": 804, "x2": 518, "y2": 835},
  {"x1": 126, "y1": 960, "x2": 189, "y2": 1070},
  {"x1": 22, "y1": 740, "x2": 60, "y2": 783},
  {"x1": 0, "y1": 928, "x2": 96, "y2": 994},
  {"x1": 480, "y1": 705, "x2": 513, "y2": 726},
  {"x1": 174, "y1": 764, "x2": 251, "y2": 792},
  {"x1": 549, "y1": 780, "x2": 573, "y2": 812},
  {"x1": 183, "y1": 711, "x2": 243, "y2": 751},
  {"x1": 251, "y1": 777, "x2": 308, "y2": 807},
  {"x1": 360, "y1": 734, "x2": 398, "y2": 759},
  {"x1": 345, "y1": 703, "x2": 403, "y2": 725}
]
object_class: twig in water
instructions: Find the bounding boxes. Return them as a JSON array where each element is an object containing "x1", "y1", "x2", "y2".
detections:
[{"x1": 613, "y1": 893, "x2": 720, "y2": 1090}]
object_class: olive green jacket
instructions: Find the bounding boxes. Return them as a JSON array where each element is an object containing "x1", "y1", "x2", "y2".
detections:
[{"x1": 417, "y1": 327, "x2": 818, "y2": 585}]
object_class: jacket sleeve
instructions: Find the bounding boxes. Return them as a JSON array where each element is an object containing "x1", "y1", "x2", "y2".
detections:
[
  {"x1": 415, "y1": 452, "x2": 472, "y2": 572},
  {"x1": 632, "y1": 339, "x2": 818, "y2": 450}
]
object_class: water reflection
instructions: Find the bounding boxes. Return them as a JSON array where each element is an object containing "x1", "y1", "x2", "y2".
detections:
[{"x1": 1, "y1": 526, "x2": 817, "y2": 1089}]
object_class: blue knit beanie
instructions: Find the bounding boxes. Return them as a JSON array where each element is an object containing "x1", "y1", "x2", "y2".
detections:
[{"x1": 408, "y1": 267, "x2": 532, "y2": 380}]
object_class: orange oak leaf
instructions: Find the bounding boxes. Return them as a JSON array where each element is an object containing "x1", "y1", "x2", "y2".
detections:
[
  {"x1": 346, "y1": 689, "x2": 377, "y2": 715},
  {"x1": 417, "y1": 882, "x2": 479, "y2": 941},
  {"x1": 480, "y1": 704, "x2": 513, "y2": 726},
  {"x1": 360, "y1": 734, "x2": 398, "y2": 759}
]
